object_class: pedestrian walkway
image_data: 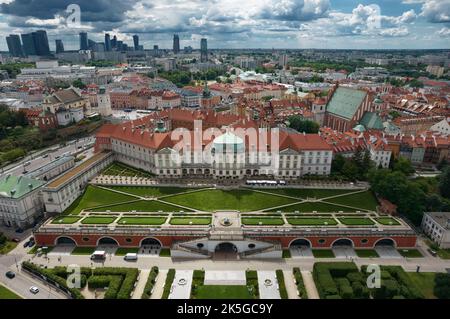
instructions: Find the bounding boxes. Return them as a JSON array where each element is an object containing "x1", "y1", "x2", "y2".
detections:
[
  {"x1": 168, "y1": 270, "x2": 193, "y2": 299},
  {"x1": 283, "y1": 270, "x2": 300, "y2": 299},
  {"x1": 301, "y1": 270, "x2": 319, "y2": 299},
  {"x1": 150, "y1": 269, "x2": 167, "y2": 299},
  {"x1": 132, "y1": 269, "x2": 150, "y2": 299}
]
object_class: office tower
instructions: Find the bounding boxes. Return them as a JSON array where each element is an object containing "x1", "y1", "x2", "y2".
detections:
[
  {"x1": 173, "y1": 34, "x2": 180, "y2": 54},
  {"x1": 88, "y1": 39, "x2": 96, "y2": 50},
  {"x1": 33, "y1": 30, "x2": 50, "y2": 56},
  {"x1": 133, "y1": 35, "x2": 139, "y2": 51},
  {"x1": 55, "y1": 39, "x2": 65, "y2": 54},
  {"x1": 105, "y1": 34, "x2": 111, "y2": 51},
  {"x1": 122, "y1": 43, "x2": 128, "y2": 51},
  {"x1": 79, "y1": 32, "x2": 88, "y2": 50},
  {"x1": 111, "y1": 35, "x2": 117, "y2": 49},
  {"x1": 21, "y1": 34, "x2": 37, "y2": 56},
  {"x1": 116, "y1": 41, "x2": 123, "y2": 51},
  {"x1": 6, "y1": 34, "x2": 23, "y2": 57},
  {"x1": 200, "y1": 38, "x2": 208, "y2": 62}
]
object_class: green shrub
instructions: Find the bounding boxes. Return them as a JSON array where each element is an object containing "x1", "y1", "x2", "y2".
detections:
[
  {"x1": 434, "y1": 273, "x2": 450, "y2": 299},
  {"x1": 142, "y1": 267, "x2": 159, "y2": 299},
  {"x1": 346, "y1": 272, "x2": 364, "y2": 284},
  {"x1": 162, "y1": 269, "x2": 175, "y2": 299},
  {"x1": 276, "y1": 270, "x2": 288, "y2": 299},
  {"x1": 326, "y1": 294, "x2": 342, "y2": 299},
  {"x1": 293, "y1": 268, "x2": 308, "y2": 299}
]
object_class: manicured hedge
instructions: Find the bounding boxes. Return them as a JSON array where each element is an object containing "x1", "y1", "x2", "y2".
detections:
[
  {"x1": 21, "y1": 262, "x2": 84, "y2": 299},
  {"x1": 246, "y1": 270, "x2": 259, "y2": 299},
  {"x1": 162, "y1": 269, "x2": 176, "y2": 299},
  {"x1": 141, "y1": 267, "x2": 159, "y2": 299},
  {"x1": 275, "y1": 270, "x2": 288, "y2": 299},
  {"x1": 293, "y1": 268, "x2": 308, "y2": 299},
  {"x1": 361, "y1": 265, "x2": 423, "y2": 299},
  {"x1": 313, "y1": 262, "x2": 361, "y2": 299}
]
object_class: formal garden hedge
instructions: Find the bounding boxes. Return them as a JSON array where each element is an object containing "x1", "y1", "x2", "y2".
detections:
[
  {"x1": 360, "y1": 265, "x2": 423, "y2": 299},
  {"x1": 22, "y1": 262, "x2": 86, "y2": 299},
  {"x1": 293, "y1": 268, "x2": 308, "y2": 299},
  {"x1": 434, "y1": 273, "x2": 450, "y2": 299},
  {"x1": 190, "y1": 270, "x2": 206, "y2": 299},
  {"x1": 86, "y1": 268, "x2": 139, "y2": 299},
  {"x1": 313, "y1": 262, "x2": 369, "y2": 299},
  {"x1": 162, "y1": 269, "x2": 176, "y2": 299},
  {"x1": 245, "y1": 270, "x2": 259, "y2": 299},
  {"x1": 141, "y1": 267, "x2": 159, "y2": 299},
  {"x1": 275, "y1": 270, "x2": 288, "y2": 299}
]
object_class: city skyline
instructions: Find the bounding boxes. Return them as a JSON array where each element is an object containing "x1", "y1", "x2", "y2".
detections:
[{"x1": 0, "y1": 0, "x2": 448, "y2": 51}]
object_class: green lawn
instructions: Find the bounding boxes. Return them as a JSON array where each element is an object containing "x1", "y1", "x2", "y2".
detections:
[
  {"x1": 355, "y1": 249, "x2": 379, "y2": 258},
  {"x1": 338, "y1": 217, "x2": 375, "y2": 226},
  {"x1": 117, "y1": 217, "x2": 167, "y2": 225},
  {"x1": 115, "y1": 247, "x2": 139, "y2": 256},
  {"x1": 282, "y1": 249, "x2": 291, "y2": 258},
  {"x1": 64, "y1": 185, "x2": 136, "y2": 215},
  {"x1": 270, "y1": 202, "x2": 352, "y2": 213},
  {"x1": 398, "y1": 249, "x2": 424, "y2": 258},
  {"x1": 259, "y1": 188, "x2": 355, "y2": 199},
  {"x1": 71, "y1": 247, "x2": 96, "y2": 255},
  {"x1": 102, "y1": 162, "x2": 155, "y2": 178},
  {"x1": 312, "y1": 249, "x2": 335, "y2": 258},
  {"x1": 287, "y1": 217, "x2": 338, "y2": 226},
  {"x1": 51, "y1": 216, "x2": 81, "y2": 224},
  {"x1": 241, "y1": 217, "x2": 285, "y2": 226},
  {"x1": 0, "y1": 285, "x2": 22, "y2": 299},
  {"x1": 159, "y1": 248, "x2": 171, "y2": 257},
  {"x1": 375, "y1": 217, "x2": 401, "y2": 225},
  {"x1": 407, "y1": 273, "x2": 437, "y2": 299},
  {"x1": 105, "y1": 186, "x2": 195, "y2": 198},
  {"x1": 437, "y1": 249, "x2": 450, "y2": 259},
  {"x1": 195, "y1": 285, "x2": 253, "y2": 299},
  {"x1": 326, "y1": 191, "x2": 379, "y2": 211},
  {"x1": 0, "y1": 241, "x2": 17, "y2": 255},
  {"x1": 91, "y1": 200, "x2": 185, "y2": 213},
  {"x1": 164, "y1": 189, "x2": 297, "y2": 211},
  {"x1": 169, "y1": 217, "x2": 212, "y2": 225},
  {"x1": 80, "y1": 216, "x2": 118, "y2": 225}
]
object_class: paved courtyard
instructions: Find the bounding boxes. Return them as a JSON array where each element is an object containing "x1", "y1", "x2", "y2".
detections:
[
  {"x1": 257, "y1": 271, "x2": 281, "y2": 299},
  {"x1": 333, "y1": 246, "x2": 357, "y2": 259},
  {"x1": 168, "y1": 270, "x2": 193, "y2": 299},
  {"x1": 290, "y1": 246, "x2": 313, "y2": 258},
  {"x1": 376, "y1": 246, "x2": 402, "y2": 258},
  {"x1": 204, "y1": 270, "x2": 246, "y2": 285}
]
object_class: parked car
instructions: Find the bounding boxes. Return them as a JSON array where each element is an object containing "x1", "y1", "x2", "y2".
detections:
[
  {"x1": 42, "y1": 154, "x2": 49, "y2": 159},
  {"x1": 23, "y1": 241, "x2": 30, "y2": 248},
  {"x1": 5, "y1": 271, "x2": 15, "y2": 279},
  {"x1": 12, "y1": 238, "x2": 20, "y2": 243},
  {"x1": 15, "y1": 228, "x2": 24, "y2": 233},
  {"x1": 28, "y1": 241, "x2": 35, "y2": 248},
  {"x1": 29, "y1": 286, "x2": 39, "y2": 294},
  {"x1": 428, "y1": 249, "x2": 437, "y2": 257}
]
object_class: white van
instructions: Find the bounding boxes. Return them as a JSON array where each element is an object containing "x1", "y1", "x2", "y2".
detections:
[
  {"x1": 90, "y1": 251, "x2": 106, "y2": 260},
  {"x1": 124, "y1": 253, "x2": 138, "y2": 261}
]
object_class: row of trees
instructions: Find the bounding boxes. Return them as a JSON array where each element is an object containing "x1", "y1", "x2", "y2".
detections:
[{"x1": 369, "y1": 162, "x2": 450, "y2": 225}]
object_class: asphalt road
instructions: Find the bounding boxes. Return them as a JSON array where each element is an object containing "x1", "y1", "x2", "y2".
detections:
[
  {"x1": 0, "y1": 136, "x2": 95, "y2": 178},
  {"x1": 0, "y1": 254, "x2": 66, "y2": 299}
]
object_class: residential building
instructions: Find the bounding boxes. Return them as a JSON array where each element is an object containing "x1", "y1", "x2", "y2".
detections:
[
  {"x1": 42, "y1": 87, "x2": 89, "y2": 126},
  {"x1": 422, "y1": 212, "x2": 450, "y2": 248}
]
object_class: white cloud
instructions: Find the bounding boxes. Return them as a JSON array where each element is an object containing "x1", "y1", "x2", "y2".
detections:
[
  {"x1": 438, "y1": 27, "x2": 450, "y2": 36},
  {"x1": 419, "y1": 0, "x2": 450, "y2": 23}
]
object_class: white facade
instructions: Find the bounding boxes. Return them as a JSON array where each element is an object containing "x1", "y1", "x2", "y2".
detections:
[
  {"x1": 421, "y1": 212, "x2": 450, "y2": 249},
  {"x1": 43, "y1": 152, "x2": 114, "y2": 213},
  {"x1": 56, "y1": 107, "x2": 84, "y2": 126},
  {"x1": 430, "y1": 118, "x2": 450, "y2": 136}
]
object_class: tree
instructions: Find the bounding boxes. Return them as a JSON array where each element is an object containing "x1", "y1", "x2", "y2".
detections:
[
  {"x1": 288, "y1": 116, "x2": 320, "y2": 134},
  {"x1": 439, "y1": 167, "x2": 450, "y2": 199},
  {"x1": 72, "y1": 78, "x2": 86, "y2": 89},
  {"x1": 341, "y1": 161, "x2": 359, "y2": 181},
  {"x1": 393, "y1": 157, "x2": 415, "y2": 176},
  {"x1": 332, "y1": 154, "x2": 346, "y2": 174}
]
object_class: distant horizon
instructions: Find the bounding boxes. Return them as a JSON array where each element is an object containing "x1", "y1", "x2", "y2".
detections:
[{"x1": 1, "y1": 1, "x2": 449, "y2": 51}]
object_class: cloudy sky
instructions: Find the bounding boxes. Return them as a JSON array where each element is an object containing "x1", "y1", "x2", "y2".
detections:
[{"x1": 0, "y1": 0, "x2": 449, "y2": 51}]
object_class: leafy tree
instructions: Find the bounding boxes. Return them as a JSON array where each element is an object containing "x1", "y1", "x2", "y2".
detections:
[
  {"x1": 72, "y1": 78, "x2": 86, "y2": 89},
  {"x1": 341, "y1": 161, "x2": 359, "y2": 181},
  {"x1": 288, "y1": 116, "x2": 319, "y2": 134},
  {"x1": 332, "y1": 154, "x2": 346, "y2": 174},
  {"x1": 439, "y1": 167, "x2": 450, "y2": 199},
  {"x1": 393, "y1": 157, "x2": 415, "y2": 176}
]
